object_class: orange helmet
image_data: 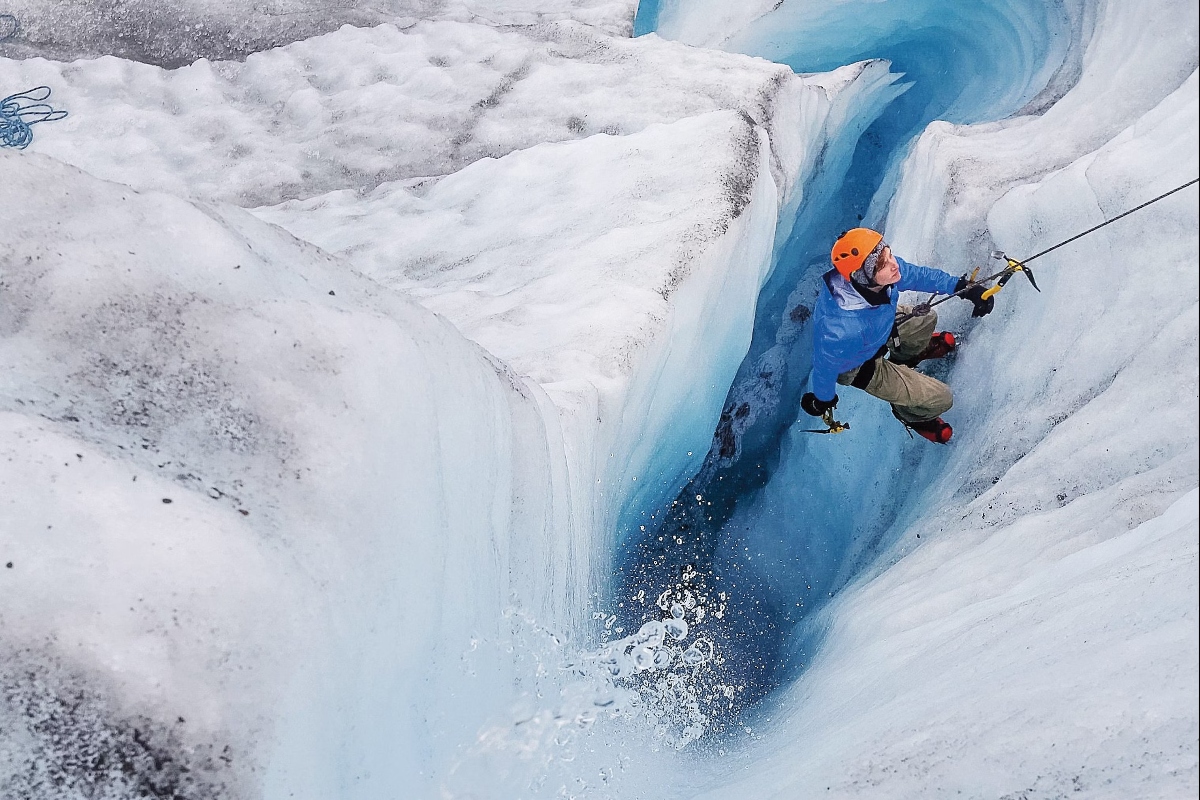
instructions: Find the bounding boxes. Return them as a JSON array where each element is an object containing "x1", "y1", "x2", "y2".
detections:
[{"x1": 830, "y1": 228, "x2": 884, "y2": 279}]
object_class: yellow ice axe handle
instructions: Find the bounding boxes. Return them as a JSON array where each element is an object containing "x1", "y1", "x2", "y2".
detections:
[
  {"x1": 980, "y1": 260, "x2": 1023, "y2": 301},
  {"x1": 822, "y1": 409, "x2": 850, "y2": 434}
]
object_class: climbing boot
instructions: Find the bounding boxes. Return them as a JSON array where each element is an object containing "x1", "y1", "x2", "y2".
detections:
[
  {"x1": 909, "y1": 416, "x2": 953, "y2": 444},
  {"x1": 921, "y1": 331, "x2": 956, "y2": 360},
  {"x1": 894, "y1": 331, "x2": 956, "y2": 367}
]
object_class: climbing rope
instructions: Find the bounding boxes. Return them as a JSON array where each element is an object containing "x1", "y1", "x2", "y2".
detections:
[
  {"x1": 0, "y1": 86, "x2": 69, "y2": 149},
  {"x1": 0, "y1": 14, "x2": 18, "y2": 42},
  {"x1": 812, "y1": 177, "x2": 1199, "y2": 437},
  {"x1": 897, "y1": 176, "x2": 1200, "y2": 324}
]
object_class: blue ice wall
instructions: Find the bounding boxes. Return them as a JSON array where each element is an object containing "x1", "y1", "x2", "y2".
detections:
[
  {"x1": 618, "y1": 0, "x2": 1072, "y2": 723},
  {"x1": 632, "y1": 1, "x2": 662, "y2": 36}
]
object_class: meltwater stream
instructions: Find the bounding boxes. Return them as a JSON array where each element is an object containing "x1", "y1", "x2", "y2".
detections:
[{"x1": 613, "y1": 0, "x2": 1075, "y2": 729}]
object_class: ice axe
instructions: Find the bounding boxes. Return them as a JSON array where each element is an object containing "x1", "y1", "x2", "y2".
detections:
[
  {"x1": 980, "y1": 250, "x2": 1040, "y2": 302},
  {"x1": 802, "y1": 408, "x2": 850, "y2": 435}
]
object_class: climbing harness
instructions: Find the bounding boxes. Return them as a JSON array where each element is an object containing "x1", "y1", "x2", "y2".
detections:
[
  {"x1": 0, "y1": 86, "x2": 69, "y2": 149},
  {"x1": 897, "y1": 176, "x2": 1200, "y2": 325},
  {"x1": 802, "y1": 408, "x2": 850, "y2": 435}
]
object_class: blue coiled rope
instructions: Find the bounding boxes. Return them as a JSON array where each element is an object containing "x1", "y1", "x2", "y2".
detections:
[
  {"x1": 1, "y1": 86, "x2": 69, "y2": 149},
  {"x1": 2, "y1": 16, "x2": 71, "y2": 148},
  {"x1": 0, "y1": 13, "x2": 19, "y2": 41}
]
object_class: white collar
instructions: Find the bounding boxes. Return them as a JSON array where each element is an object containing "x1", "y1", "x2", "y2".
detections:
[{"x1": 824, "y1": 270, "x2": 886, "y2": 311}]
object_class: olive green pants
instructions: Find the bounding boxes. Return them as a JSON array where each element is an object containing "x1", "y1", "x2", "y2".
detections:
[{"x1": 836, "y1": 305, "x2": 953, "y2": 424}]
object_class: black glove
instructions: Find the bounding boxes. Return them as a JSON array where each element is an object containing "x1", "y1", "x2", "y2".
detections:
[
  {"x1": 955, "y1": 277, "x2": 995, "y2": 318},
  {"x1": 801, "y1": 392, "x2": 838, "y2": 417}
]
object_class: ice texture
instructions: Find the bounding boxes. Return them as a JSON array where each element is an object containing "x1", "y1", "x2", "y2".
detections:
[
  {"x1": 650, "y1": 0, "x2": 1074, "y2": 119},
  {"x1": 0, "y1": 7, "x2": 892, "y2": 797},
  {"x1": 0, "y1": 0, "x2": 1197, "y2": 797},
  {"x1": 646, "y1": 0, "x2": 1198, "y2": 797},
  {"x1": 0, "y1": 20, "x2": 829, "y2": 206},
  {"x1": 0, "y1": 148, "x2": 595, "y2": 797},
  {"x1": 0, "y1": 0, "x2": 639, "y2": 65}
]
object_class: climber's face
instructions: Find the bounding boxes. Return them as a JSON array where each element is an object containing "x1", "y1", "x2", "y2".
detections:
[{"x1": 873, "y1": 246, "x2": 901, "y2": 286}]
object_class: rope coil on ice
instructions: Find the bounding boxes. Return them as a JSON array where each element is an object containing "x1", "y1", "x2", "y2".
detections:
[
  {"x1": 0, "y1": 86, "x2": 69, "y2": 149},
  {"x1": 0, "y1": 13, "x2": 18, "y2": 41}
]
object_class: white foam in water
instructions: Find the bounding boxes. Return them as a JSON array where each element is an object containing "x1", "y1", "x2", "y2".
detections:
[
  {"x1": 0, "y1": 0, "x2": 1196, "y2": 797},
  {"x1": 438, "y1": 600, "x2": 716, "y2": 796}
]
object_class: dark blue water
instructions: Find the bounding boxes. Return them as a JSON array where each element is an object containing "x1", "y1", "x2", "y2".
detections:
[{"x1": 615, "y1": 0, "x2": 1070, "y2": 725}]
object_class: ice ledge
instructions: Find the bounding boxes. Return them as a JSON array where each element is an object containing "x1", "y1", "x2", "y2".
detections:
[
  {"x1": 1, "y1": 20, "x2": 811, "y2": 207},
  {"x1": 0, "y1": 150, "x2": 583, "y2": 797},
  {"x1": 0, "y1": 0, "x2": 642, "y2": 66}
]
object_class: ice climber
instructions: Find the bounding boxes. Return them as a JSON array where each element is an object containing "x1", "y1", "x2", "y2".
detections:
[{"x1": 800, "y1": 227, "x2": 994, "y2": 443}]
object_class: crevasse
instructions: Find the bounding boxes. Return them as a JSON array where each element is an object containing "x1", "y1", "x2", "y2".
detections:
[
  {"x1": 1, "y1": 0, "x2": 1195, "y2": 797},
  {"x1": 616, "y1": 0, "x2": 1075, "y2": 716}
]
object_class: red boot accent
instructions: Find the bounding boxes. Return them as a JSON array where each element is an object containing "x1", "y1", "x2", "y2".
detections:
[
  {"x1": 911, "y1": 417, "x2": 953, "y2": 444},
  {"x1": 895, "y1": 332, "x2": 958, "y2": 368},
  {"x1": 922, "y1": 331, "x2": 957, "y2": 360}
]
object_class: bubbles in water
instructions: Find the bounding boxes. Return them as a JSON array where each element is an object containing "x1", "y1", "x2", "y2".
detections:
[
  {"x1": 681, "y1": 639, "x2": 713, "y2": 666},
  {"x1": 446, "y1": 607, "x2": 669, "y2": 798},
  {"x1": 632, "y1": 644, "x2": 656, "y2": 671},
  {"x1": 446, "y1": 595, "x2": 734, "y2": 799},
  {"x1": 635, "y1": 620, "x2": 665, "y2": 647}
]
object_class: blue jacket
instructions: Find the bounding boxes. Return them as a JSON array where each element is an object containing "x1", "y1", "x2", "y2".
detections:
[{"x1": 809, "y1": 256, "x2": 959, "y2": 402}]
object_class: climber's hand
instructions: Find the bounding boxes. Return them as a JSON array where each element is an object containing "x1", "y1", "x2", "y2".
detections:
[
  {"x1": 955, "y1": 277, "x2": 995, "y2": 317},
  {"x1": 801, "y1": 392, "x2": 838, "y2": 417}
]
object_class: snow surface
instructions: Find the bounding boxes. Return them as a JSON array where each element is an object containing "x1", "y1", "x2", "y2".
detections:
[
  {"x1": 1, "y1": 21, "x2": 850, "y2": 206},
  {"x1": 1, "y1": 0, "x2": 1197, "y2": 797},
  {"x1": 0, "y1": 0, "x2": 639, "y2": 65}
]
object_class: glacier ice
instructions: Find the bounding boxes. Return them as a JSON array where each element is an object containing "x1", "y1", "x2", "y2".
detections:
[
  {"x1": 0, "y1": 0, "x2": 1197, "y2": 797},
  {"x1": 0, "y1": 0, "x2": 639, "y2": 65},
  {"x1": 1, "y1": 20, "x2": 831, "y2": 206},
  {"x1": 640, "y1": 0, "x2": 1198, "y2": 796},
  {"x1": 613, "y1": 0, "x2": 1085, "y2": 713},
  {"x1": 2, "y1": 10, "x2": 860, "y2": 796},
  {"x1": 0, "y1": 149, "x2": 592, "y2": 797}
]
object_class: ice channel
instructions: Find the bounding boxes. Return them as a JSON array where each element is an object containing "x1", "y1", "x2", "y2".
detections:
[
  {"x1": 0, "y1": 0, "x2": 1194, "y2": 796},
  {"x1": 614, "y1": 0, "x2": 1076, "y2": 721}
]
